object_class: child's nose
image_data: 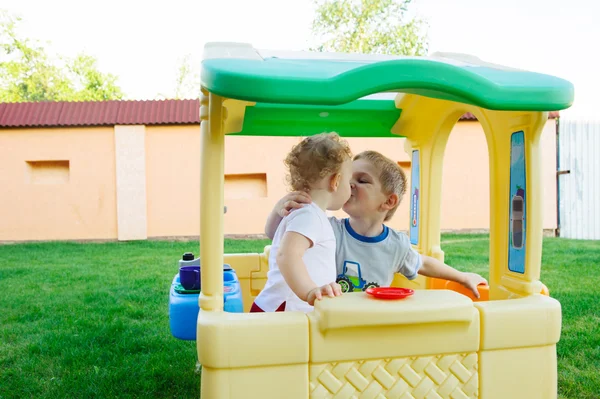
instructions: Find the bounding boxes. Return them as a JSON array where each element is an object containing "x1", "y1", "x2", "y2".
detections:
[{"x1": 350, "y1": 182, "x2": 356, "y2": 189}]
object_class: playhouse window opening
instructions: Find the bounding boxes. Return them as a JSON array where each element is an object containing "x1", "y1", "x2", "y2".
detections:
[{"x1": 440, "y1": 115, "x2": 491, "y2": 275}]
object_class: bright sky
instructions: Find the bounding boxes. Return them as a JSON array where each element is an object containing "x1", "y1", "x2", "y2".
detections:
[{"x1": 3, "y1": 0, "x2": 597, "y2": 118}]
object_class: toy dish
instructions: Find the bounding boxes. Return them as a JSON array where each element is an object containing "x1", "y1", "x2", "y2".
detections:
[{"x1": 365, "y1": 287, "x2": 414, "y2": 300}]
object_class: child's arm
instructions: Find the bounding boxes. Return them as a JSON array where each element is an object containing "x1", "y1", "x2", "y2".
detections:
[
  {"x1": 418, "y1": 255, "x2": 488, "y2": 298},
  {"x1": 277, "y1": 231, "x2": 341, "y2": 305},
  {"x1": 265, "y1": 191, "x2": 312, "y2": 239}
]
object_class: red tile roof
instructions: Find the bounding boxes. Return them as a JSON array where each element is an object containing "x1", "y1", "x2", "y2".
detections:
[
  {"x1": 0, "y1": 100, "x2": 558, "y2": 128},
  {"x1": 0, "y1": 99, "x2": 200, "y2": 128}
]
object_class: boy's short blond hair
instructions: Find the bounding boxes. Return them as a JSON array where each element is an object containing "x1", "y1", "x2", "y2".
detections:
[
  {"x1": 285, "y1": 132, "x2": 352, "y2": 192},
  {"x1": 354, "y1": 150, "x2": 407, "y2": 221}
]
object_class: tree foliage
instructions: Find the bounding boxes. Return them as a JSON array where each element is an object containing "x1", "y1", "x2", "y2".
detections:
[
  {"x1": 156, "y1": 0, "x2": 430, "y2": 99},
  {"x1": 173, "y1": 54, "x2": 200, "y2": 100},
  {"x1": 0, "y1": 10, "x2": 123, "y2": 102},
  {"x1": 311, "y1": 0, "x2": 428, "y2": 56}
]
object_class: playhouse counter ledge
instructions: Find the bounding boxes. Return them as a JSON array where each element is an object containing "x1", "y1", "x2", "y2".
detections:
[{"x1": 308, "y1": 290, "x2": 480, "y2": 364}]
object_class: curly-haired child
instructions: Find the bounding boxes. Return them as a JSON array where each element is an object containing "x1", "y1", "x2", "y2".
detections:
[{"x1": 251, "y1": 132, "x2": 353, "y2": 313}]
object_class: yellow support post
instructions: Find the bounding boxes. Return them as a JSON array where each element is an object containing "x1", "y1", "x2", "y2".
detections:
[
  {"x1": 478, "y1": 109, "x2": 548, "y2": 299},
  {"x1": 392, "y1": 94, "x2": 548, "y2": 299},
  {"x1": 199, "y1": 89, "x2": 225, "y2": 312},
  {"x1": 391, "y1": 94, "x2": 467, "y2": 290}
]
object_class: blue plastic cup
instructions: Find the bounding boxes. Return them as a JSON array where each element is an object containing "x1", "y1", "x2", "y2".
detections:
[{"x1": 179, "y1": 266, "x2": 200, "y2": 290}]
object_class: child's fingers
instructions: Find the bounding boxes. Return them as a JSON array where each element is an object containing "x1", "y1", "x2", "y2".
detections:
[
  {"x1": 322, "y1": 284, "x2": 334, "y2": 297},
  {"x1": 310, "y1": 284, "x2": 343, "y2": 305},
  {"x1": 332, "y1": 283, "x2": 342, "y2": 296},
  {"x1": 282, "y1": 201, "x2": 304, "y2": 214},
  {"x1": 471, "y1": 273, "x2": 487, "y2": 286},
  {"x1": 468, "y1": 281, "x2": 483, "y2": 298},
  {"x1": 307, "y1": 289, "x2": 320, "y2": 306},
  {"x1": 314, "y1": 290, "x2": 322, "y2": 301},
  {"x1": 288, "y1": 201, "x2": 304, "y2": 209},
  {"x1": 292, "y1": 191, "x2": 312, "y2": 202}
]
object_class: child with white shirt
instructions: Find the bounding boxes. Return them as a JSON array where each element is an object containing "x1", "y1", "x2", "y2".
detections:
[{"x1": 251, "y1": 132, "x2": 353, "y2": 313}]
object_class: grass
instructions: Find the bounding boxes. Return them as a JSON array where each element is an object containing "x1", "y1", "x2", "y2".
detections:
[{"x1": 0, "y1": 235, "x2": 598, "y2": 398}]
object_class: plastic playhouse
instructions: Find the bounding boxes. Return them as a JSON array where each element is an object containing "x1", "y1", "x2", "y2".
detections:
[{"x1": 194, "y1": 42, "x2": 574, "y2": 399}]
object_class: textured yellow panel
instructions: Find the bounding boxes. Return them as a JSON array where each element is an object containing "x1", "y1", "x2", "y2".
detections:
[
  {"x1": 309, "y1": 354, "x2": 478, "y2": 399},
  {"x1": 202, "y1": 364, "x2": 308, "y2": 399},
  {"x1": 479, "y1": 345, "x2": 557, "y2": 399},
  {"x1": 222, "y1": 245, "x2": 271, "y2": 312},
  {"x1": 223, "y1": 252, "x2": 260, "y2": 279},
  {"x1": 474, "y1": 294, "x2": 561, "y2": 350},
  {"x1": 223, "y1": 252, "x2": 261, "y2": 312},
  {"x1": 197, "y1": 310, "x2": 308, "y2": 369}
]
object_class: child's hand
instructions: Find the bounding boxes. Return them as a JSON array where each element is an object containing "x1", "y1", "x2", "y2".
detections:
[
  {"x1": 275, "y1": 191, "x2": 312, "y2": 217},
  {"x1": 306, "y1": 282, "x2": 342, "y2": 306},
  {"x1": 461, "y1": 272, "x2": 488, "y2": 298}
]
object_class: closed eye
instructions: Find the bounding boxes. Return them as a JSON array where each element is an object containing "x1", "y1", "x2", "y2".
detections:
[{"x1": 353, "y1": 172, "x2": 373, "y2": 185}]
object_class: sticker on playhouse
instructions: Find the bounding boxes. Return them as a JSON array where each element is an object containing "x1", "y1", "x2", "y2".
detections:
[
  {"x1": 410, "y1": 150, "x2": 420, "y2": 245},
  {"x1": 412, "y1": 188, "x2": 419, "y2": 227},
  {"x1": 508, "y1": 131, "x2": 527, "y2": 274}
]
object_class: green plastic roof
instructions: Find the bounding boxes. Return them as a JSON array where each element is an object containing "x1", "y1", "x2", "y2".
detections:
[
  {"x1": 231, "y1": 99, "x2": 401, "y2": 138},
  {"x1": 201, "y1": 45, "x2": 574, "y2": 111},
  {"x1": 200, "y1": 43, "x2": 574, "y2": 138}
]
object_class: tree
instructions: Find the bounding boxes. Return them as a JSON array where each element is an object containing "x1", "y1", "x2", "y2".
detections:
[
  {"x1": 173, "y1": 54, "x2": 200, "y2": 100},
  {"x1": 163, "y1": 0, "x2": 429, "y2": 99},
  {"x1": 67, "y1": 54, "x2": 124, "y2": 101},
  {"x1": 311, "y1": 0, "x2": 428, "y2": 56},
  {"x1": 0, "y1": 10, "x2": 124, "y2": 102}
]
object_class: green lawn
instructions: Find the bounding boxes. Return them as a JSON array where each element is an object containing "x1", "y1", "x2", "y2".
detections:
[{"x1": 0, "y1": 236, "x2": 598, "y2": 398}]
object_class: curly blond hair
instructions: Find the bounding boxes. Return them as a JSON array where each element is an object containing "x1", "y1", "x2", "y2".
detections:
[
  {"x1": 284, "y1": 132, "x2": 352, "y2": 192},
  {"x1": 354, "y1": 151, "x2": 407, "y2": 221}
]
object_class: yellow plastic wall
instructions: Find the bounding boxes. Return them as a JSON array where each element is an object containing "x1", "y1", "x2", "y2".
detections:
[
  {"x1": 223, "y1": 247, "x2": 270, "y2": 312},
  {"x1": 476, "y1": 295, "x2": 561, "y2": 399},
  {"x1": 197, "y1": 287, "x2": 562, "y2": 398},
  {"x1": 197, "y1": 310, "x2": 309, "y2": 399}
]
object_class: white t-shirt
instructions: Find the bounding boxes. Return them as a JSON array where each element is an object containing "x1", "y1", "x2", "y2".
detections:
[{"x1": 254, "y1": 202, "x2": 337, "y2": 313}]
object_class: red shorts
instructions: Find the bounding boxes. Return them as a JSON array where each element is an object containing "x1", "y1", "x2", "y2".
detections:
[{"x1": 250, "y1": 301, "x2": 286, "y2": 312}]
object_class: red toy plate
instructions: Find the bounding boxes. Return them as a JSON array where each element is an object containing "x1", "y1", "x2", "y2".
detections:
[{"x1": 365, "y1": 287, "x2": 414, "y2": 300}]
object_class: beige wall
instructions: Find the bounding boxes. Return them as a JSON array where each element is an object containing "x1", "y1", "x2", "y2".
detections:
[
  {"x1": 0, "y1": 119, "x2": 558, "y2": 242},
  {"x1": 145, "y1": 125, "x2": 201, "y2": 237},
  {"x1": 115, "y1": 125, "x2": 147, "y2": 240},
  {"x1": 438, "y1": 121, "x2": 557, "y2": 231},
  {"x1": 0, "y1": 127, "x2": 117, "y2": 241}
]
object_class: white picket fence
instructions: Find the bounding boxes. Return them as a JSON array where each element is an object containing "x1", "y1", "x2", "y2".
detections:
[{"x1": 558, "y1": 119, "x2": 600, "y2": 240}]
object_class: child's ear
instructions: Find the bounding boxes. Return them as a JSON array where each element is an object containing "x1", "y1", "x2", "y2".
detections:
[
  {"x1": 329, "y1": 173, "x2": 341, "y2": 191},
  {"x1": 381, "y1": 193, "x2": 399, "y2": 211}
]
